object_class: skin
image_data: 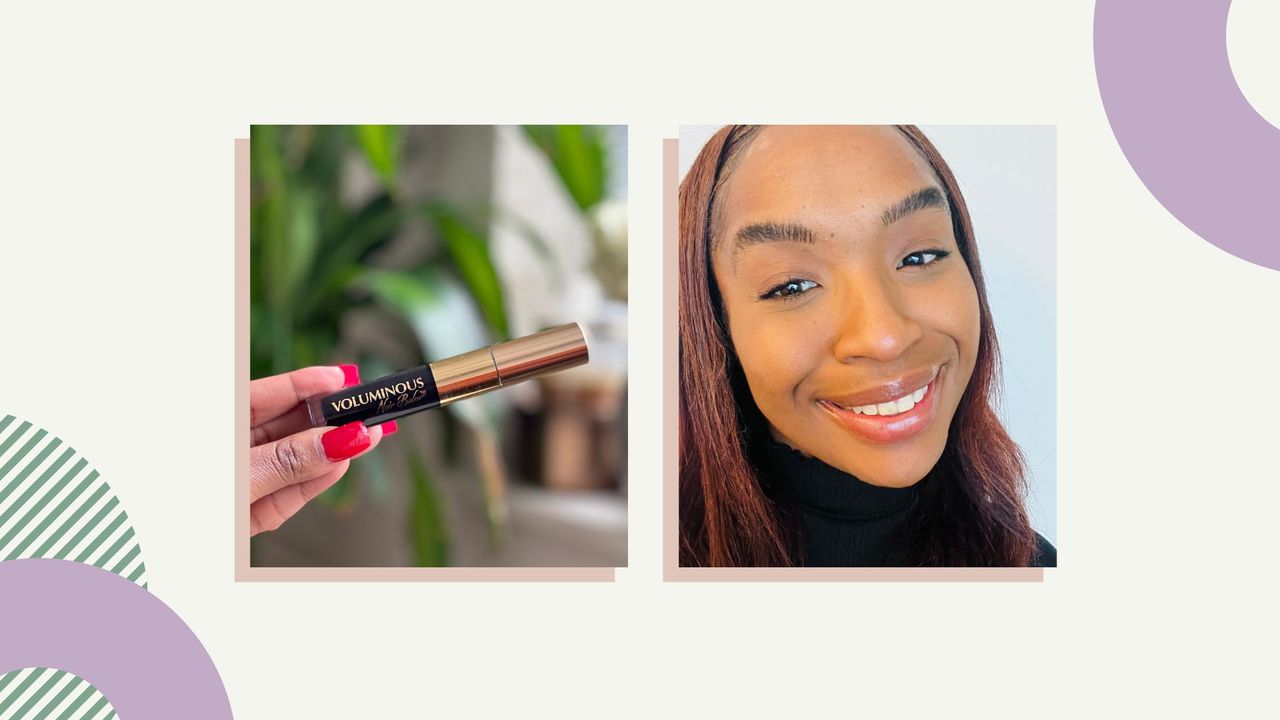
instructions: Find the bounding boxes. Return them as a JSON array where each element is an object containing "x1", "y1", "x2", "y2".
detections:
[
  {"x1": 712, "y1": 126, "x2": 980, "y2": 488},
  {"x1": 248, "y1": 366, "x2": 385, "y2": 535}
]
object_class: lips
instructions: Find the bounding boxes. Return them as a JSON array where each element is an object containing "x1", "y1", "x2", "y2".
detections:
[
  {"x1": 821, "y1": 367, "x2": 939, "y2": 408},
  {"x1": 837, "y1": 383, "x2": 928, "y2": 417},
  {"x1": 817, "y1": 367, "x2": 942, "y2": 444}
]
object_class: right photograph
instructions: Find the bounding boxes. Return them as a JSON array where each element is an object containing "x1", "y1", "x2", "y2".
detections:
[{"x1": 677, "y1": 125, "x2": 1056, "y2": 569}]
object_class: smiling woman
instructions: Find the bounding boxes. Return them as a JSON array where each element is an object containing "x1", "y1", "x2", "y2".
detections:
[{"x1": 678, "y1": 125, "x2": 1055, "y2": 568}]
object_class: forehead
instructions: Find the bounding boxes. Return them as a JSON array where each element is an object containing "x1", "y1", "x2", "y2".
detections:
[{"x1": 718, "y1": 125, "x2": 940, "y2": 228}]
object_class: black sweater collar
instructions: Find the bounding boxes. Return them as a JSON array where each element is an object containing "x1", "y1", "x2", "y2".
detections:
[{"x1": 765, "y1": 441, "x2": 918, "y2": 520}]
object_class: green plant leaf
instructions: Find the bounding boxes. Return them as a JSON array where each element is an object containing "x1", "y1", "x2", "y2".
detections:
[
  {"x1": 355, "y1": 125, "x2": 402, "y2": 193},
  {"x1": 408, "y1": 449, "x2": 449, "y2": 566},
  {"x1": 522, "y1": 125, "x2": 607, "y2": 211},
  {"x1": 359, "y1": 266, "x2": 441, "y2": 316},
  {"x1": 423, "y1": 205, "x2": 509, "y2": 339},
  {"x1": 301, "y1": 196, "x2": 404, "y2": 317},
  {"x1": 284, "y1": 187, "x2": 320, "y2": 296},
  {"x1": 250, "y1": 125, "x2": 286, "y2": 193},
  {"x1": 298, "y1": 126, "x2": 352, "y2": 190}
]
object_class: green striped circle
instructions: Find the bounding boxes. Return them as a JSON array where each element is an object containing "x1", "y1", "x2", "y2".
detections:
[
  {"x1": 0, "y1": 667, "x2": 116, "y2": 720},
  {"x1": 0, "y1": 415, "x2": 147, "y2": 588}
]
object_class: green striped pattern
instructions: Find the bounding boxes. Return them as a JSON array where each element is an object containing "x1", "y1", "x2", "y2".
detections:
[
  {"x1": 0, "y1": 415, "x2": 146, "y2": 588},
  {"x1": 0, "y1": 668, "x2": 116, "y2": 720}
]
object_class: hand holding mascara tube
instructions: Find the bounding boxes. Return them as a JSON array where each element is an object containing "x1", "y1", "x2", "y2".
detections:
[
  {"x1": 248, "y1": 324, "x2": 589, "y2": 536},
  {"x1": 248, "y1": 364, "x2": 391, "y2": 536}
]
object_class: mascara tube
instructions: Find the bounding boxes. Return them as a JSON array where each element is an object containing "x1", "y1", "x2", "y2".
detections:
[{"x1": 306, "y1": 323, "x2": 589, "y2": 428}]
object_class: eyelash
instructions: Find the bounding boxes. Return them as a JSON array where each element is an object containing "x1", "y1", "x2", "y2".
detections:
[
  {"x1": 897, "y1": 248, "x2": 951, "y2": 269},
  {"x1": 758, "y1": 249, "x2": 952, "y2": 301},
  {"x1": 760, "y1": 279, "x2": 819, "y2": 301}
]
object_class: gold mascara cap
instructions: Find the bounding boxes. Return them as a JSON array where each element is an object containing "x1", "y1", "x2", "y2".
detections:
[
  {"x1": 491, "y1": 322, "x2": 590, "y2": 386},
  {"x1": 429, "y1": 323, "x2": 590, "y2": 406}
]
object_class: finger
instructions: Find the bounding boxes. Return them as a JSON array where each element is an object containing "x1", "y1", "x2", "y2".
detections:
[
  {"x1": 249, "y1": 365, "x2": 359, "y2": 428},
  {"x1": 249, "y1": 423, "x2": 388, "y2": 534},
  {"x1": 251, "y1": 403, "x2": 313, "y2": 447},
  {"x1": 249, "y1": 421, "x2": 383, "y2": 502},
  {"x1": 253, "y1": 403, "x2": 401, "y2": 447},
  {"x1": 250, "y1": 461, "x2": 349, "y2": 536}
]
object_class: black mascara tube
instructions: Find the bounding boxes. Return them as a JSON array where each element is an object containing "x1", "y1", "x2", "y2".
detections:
[{"x1": 306, "y1": 323, "x2": 589, "y2": 428}]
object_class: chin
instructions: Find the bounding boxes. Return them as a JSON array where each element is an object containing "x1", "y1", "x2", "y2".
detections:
[
  {"x1": 826, "y1": 440, "x2": 946, "y2": 489},
  {"x1": 847, "y1": 462, "x2": 931, "y2": 488}
]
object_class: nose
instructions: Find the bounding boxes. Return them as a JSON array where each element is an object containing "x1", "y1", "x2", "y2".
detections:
[{"x1": 831, "y1": 275, "x2": 924, "y2": 364}]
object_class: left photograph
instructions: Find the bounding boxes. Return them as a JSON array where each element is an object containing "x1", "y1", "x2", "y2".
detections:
[{"x1": 245, "y1": 125, "x2": 627, "y2": 569}]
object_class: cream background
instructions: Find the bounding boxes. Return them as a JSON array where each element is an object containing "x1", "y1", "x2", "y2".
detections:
[{"x1": 1, "y1": 0, "x2": 1277, "y2": 717}]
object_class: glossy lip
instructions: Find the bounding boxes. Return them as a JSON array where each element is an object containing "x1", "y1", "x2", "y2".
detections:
[
  {"x1": 818, "y1": 367, "x2": 943, "y2": 444},
  {"x1": 821, "y1": 366, "x2": 940, "y2": 408}
]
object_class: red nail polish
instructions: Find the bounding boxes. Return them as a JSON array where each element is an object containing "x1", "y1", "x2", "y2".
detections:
[
  {"x1": 382, "y1": 420, "x2": 399, "y2": 436},
  {"x1": 321, "y1": 421, "x2": 371, "y2": 461},
  {"x1": 339, "y1": 364, "x2": 360, "y2": 387}
]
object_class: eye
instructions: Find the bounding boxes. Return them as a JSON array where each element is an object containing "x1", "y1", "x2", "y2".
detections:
[
  {"x1": 898, "y1": 248, "x2": 951, "y2": 269},
  {"x1": 760, "y1": 278, "x2": 819, "y2": 300}
]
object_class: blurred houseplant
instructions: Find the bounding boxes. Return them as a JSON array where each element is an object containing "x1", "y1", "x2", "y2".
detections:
[
  {"x1": 523, "y1": 125, "x2": 626, "y2": 300},
  {"x1": 249, "y1": 125, "x2": 614, "y2": 565}
]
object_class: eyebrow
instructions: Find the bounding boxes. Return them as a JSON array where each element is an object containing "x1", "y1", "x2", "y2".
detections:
[
  {"x1": 881, "y1": 187, "x2": 948, "y2": 225},
  {"x1": 733, "y1": 221, "x2": 816, "y2": 250},
  {"x1": 729, "y1": 187, "x2": 950, "y2": 261}
]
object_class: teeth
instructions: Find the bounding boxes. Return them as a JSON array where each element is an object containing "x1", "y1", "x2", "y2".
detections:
[{"x1": 843, "y1": 383, "x2": 930, "y2": 417}]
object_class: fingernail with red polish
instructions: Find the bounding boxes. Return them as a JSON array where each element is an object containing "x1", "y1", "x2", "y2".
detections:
[
  {"x1": 321, "y1": 421, "x2": 371, "y2": 461},
  {"x1": 339, "y1": 364, "x2": 360, "y2": 387},
  {"x1": 381, "y1": 420, "x2": 399, "y2": 437}
]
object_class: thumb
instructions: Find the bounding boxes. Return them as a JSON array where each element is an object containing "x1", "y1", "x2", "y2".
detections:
[{"x1": 249, "y1": 421, "x2": 377, "y2": 502}]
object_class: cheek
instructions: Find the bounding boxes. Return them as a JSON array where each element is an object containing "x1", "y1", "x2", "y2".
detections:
[
  {"x1": 921, "y1": 269, "x2": 982, "y2": 373},
  {"x1": 724, "y1": 302, "x2": 829, "y2": 409}
]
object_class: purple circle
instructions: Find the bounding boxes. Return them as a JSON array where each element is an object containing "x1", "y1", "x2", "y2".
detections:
[
  {"x1": 1095, "y1": 0, "x2": 1280, "y2": 271},
  {"x1": 0, "y1": 559, "x2": 232, "y2": 719}
]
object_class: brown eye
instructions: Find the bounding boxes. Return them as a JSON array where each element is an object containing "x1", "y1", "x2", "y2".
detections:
[
  {"x1": 761, "y1": 279, "x2": 819, "y2": 300},
  {"x1": 898, "y1": 249, "x2": 951, "y2": 269}
]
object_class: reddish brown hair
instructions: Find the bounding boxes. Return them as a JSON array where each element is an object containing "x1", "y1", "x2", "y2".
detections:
[{"x1": 678, "y1": 125, "x2": 1036, "y2": 567}]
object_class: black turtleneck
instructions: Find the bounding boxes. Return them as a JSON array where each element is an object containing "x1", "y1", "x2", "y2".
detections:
[{"x1": 764, "y1": 442, "x2": 1057, "y2": 567}]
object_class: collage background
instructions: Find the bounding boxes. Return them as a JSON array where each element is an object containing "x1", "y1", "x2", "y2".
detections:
[{"x1": 2, "y1": 1, "x2": 1278, "y2": 716}]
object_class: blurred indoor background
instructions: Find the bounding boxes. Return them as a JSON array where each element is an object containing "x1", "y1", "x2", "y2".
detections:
[{"x1": 249, "y1": 125, "x2": 627, "y2": 567}]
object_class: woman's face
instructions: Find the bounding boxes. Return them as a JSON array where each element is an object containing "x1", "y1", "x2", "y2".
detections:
[{"x1": 712, "y1": 126, "x2": 980, "y2": 488}]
